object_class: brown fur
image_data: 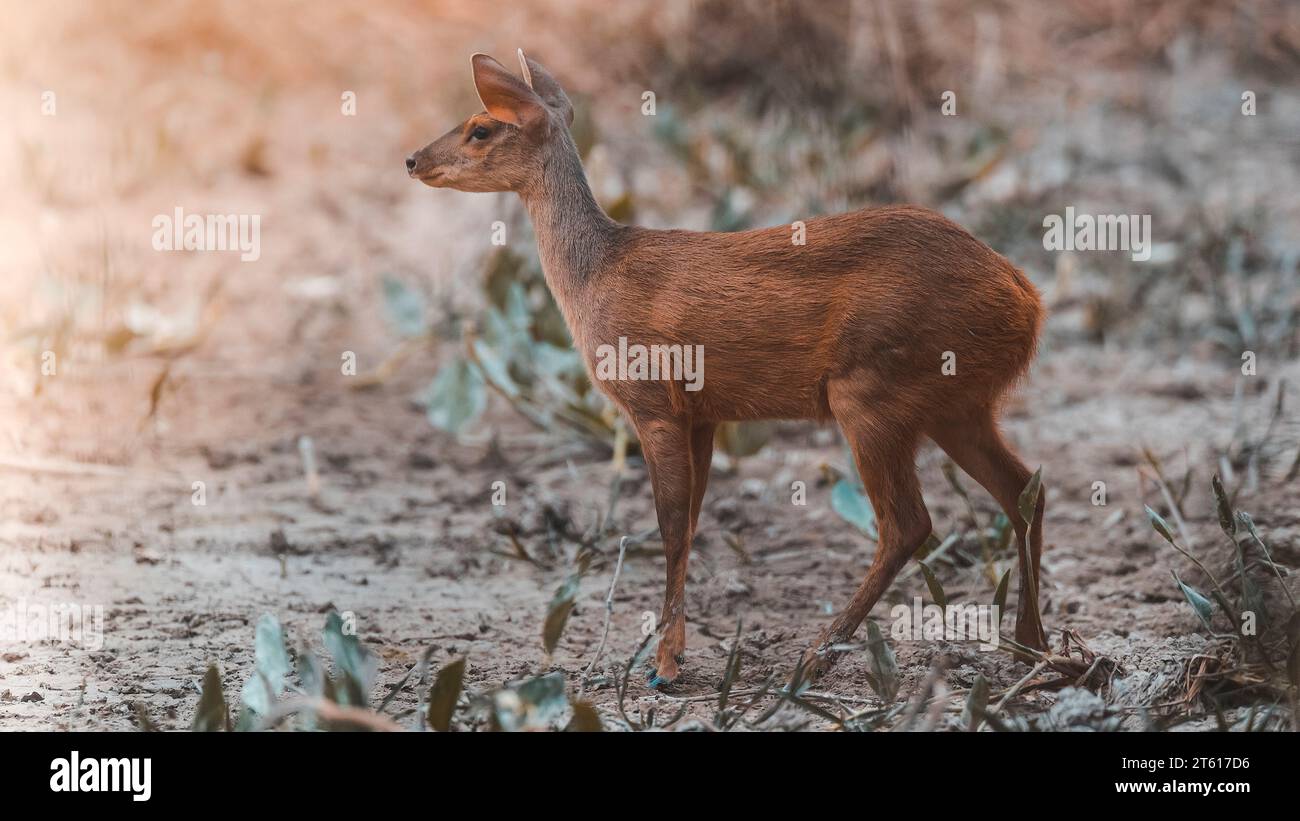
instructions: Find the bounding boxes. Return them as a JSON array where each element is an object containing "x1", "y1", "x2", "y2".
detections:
[{"x1": 409, "y1": 52, "x2": 1049, "y2": 686}]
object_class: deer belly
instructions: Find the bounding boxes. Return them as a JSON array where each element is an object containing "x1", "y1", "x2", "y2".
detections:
[{"x1": 585, "y1": 337, "x2": 829, "y2": 422}]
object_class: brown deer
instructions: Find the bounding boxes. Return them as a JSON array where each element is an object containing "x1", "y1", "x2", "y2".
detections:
[{"x1": 408, "y1": 51, "x2": 1048, "y2": 688}]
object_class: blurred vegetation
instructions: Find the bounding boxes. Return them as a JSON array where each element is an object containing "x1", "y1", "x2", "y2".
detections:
[
  {"x1": 581, "y1": 0, "x2": 1300, "y2": 358},
  {"x1": 369, "y1": 0, "x2": 1299, "y2": 456},
  {"x1": 1144, "y1": 475, "x2": 1298, "y2": 721}
]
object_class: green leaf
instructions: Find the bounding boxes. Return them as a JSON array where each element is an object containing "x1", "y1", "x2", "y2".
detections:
[
  {"x1": 381, "y1": 275, "x2": 427, "y2": 337},
  {"x1": 471, "y1": 339, "x2": 519, "y2": 397},
  {"x1": 322, "y1": 611, "x2": 377, "y2": 707},
  {"x1": 831, "y1": 479, "x2": 878, "y2": 539},
  {"x1": 1145, "y1": 505, "x2": 1176, "y2": 545},
  {"x1": 239, "y1": 614, "x2": 291, "y2": 718},
  {"x1": 1017, "y1": 467, "x2": 1042, "y2": 528},
  {"x1": 1210, "y1": 474, "x2": 1235, "y2": 537},
  {"x1": 297, "y1": 650, "x2": 326, "y2": 698},
  {"x1": 192, "y1": 664, "x2": 229, "y2": 732},
  {"x1": 428, "y1": 657, "x2": 466, "y2": 732},
  {"x1": 543, "y1": 572, "x2": 582, "y2": 655},
  {"x1": 504, "y1": 281, "x2": 531, "y2": 329},
  {"x1": 865, "y1": 621, "x2": 898, "y2": 702},
  {"x1": 490, "y1": 672, "x2": 568, "y2": 731},
  {"x1": 424, "y1": 357, "x2": 486, "y2": 434},
  {"x1": 962, "y1": 674, "x2": 989, "y2": 731},
  {"x1": 479, "y1": 305, "x2": 513, "y2": 349},
  {"x1": 992, "y1": 567, "x2": 1012, "y2": 615},
  {"x1": 294, "y1": 651, "x2": 328, "y2": 731},
  {"x1": 914, "y1": 533, "x2": 941, "y2": 561},
  {"x1": 532, "y1": 341, "x2": 583, "y2": 379},
  {"x1": 918, "y1": 561, "x2": 947, "y2": 608},
  {"x1": 232, "y1": 707, "x2": 257, "y2": 732},
  {"x1": 1172, "y1": 570, "x2": 1215, "y2": 632}
]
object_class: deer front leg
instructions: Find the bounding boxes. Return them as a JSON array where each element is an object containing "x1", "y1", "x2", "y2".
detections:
[{"x1": 633, "y1": 415, "x2": 694, "y2": 689}]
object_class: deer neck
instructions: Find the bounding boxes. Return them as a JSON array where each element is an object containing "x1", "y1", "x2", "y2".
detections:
[{"x1": 519, "y1": 133, "x2": 618, "y2": 331}]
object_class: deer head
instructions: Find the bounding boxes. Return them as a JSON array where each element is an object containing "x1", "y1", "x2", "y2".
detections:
[{"x1": 406, "y1": 50, "x2": 574, "y2": 194}]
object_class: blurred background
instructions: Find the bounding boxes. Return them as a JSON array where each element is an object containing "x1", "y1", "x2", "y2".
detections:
[
  {"x1": 1, "y1": 0, "x2": 1298, "y2": 730},
  {"x1": 3, "y1": 0, "x2": 1298, "y2": 438}
]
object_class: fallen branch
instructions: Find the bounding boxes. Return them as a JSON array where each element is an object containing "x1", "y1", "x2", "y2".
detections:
[
  {"x1": 580, "y1": 534, "x2": 633, "y2": 693},
  {"x1": 0, "y1": 455, "x2": 173, "y2": 480}
]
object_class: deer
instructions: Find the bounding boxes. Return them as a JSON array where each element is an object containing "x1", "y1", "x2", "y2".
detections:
[{"x1": 407, "y1": 51, "x2": 1049, "y2": 688}]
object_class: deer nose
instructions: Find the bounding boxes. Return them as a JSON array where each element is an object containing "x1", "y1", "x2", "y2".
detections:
[{"x1": 405, "y1": 155, "x2": 417, "y2": 174}]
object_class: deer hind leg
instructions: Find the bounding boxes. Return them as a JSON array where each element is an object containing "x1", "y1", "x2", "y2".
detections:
[
  {"x1": 687, "y1": 421, "x2": 716, "y2": 541},
  {"x1": 927, "y1": 409, "x2": 1048, "y2": 653},
  {"x1": 803, "y1": 381, "x2": 933, "y2": 680},
  {"x1": 631, "y1": 415, "x2": 695, "y2": 688}
]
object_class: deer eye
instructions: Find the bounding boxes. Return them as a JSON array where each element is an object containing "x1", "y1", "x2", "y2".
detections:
[{"x1": 470, "y1": 125, "x2": 491, "y2": 141}]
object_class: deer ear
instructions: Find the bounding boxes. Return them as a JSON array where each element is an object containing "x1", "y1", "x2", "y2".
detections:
[
  {"x1": 470, "y1": 53, "x2": 545, "y2": 129},
  {"x1": 517, "y1": 49, "x2": 574, "y2": 127}
]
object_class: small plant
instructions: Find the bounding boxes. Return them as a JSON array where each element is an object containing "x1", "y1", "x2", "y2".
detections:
[
  {"x1": 189, "y1": 609, "x2": 606, "y2": 733},
  {"x1": 1145, "y1": 474, "x2": 1298, "y2": 720}
]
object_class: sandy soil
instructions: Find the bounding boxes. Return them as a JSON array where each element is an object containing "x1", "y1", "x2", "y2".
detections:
[{"x1": 2, "y1": 339, "x2": 1296, "y2": 729}]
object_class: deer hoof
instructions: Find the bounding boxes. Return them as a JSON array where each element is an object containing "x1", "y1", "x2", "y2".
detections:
[
  {"x1": 647, "y1": 659, "x2": 679, "y2": 689},
  {"x1": 798, "y1": 644, "x2": 840, "y2": 682}
]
